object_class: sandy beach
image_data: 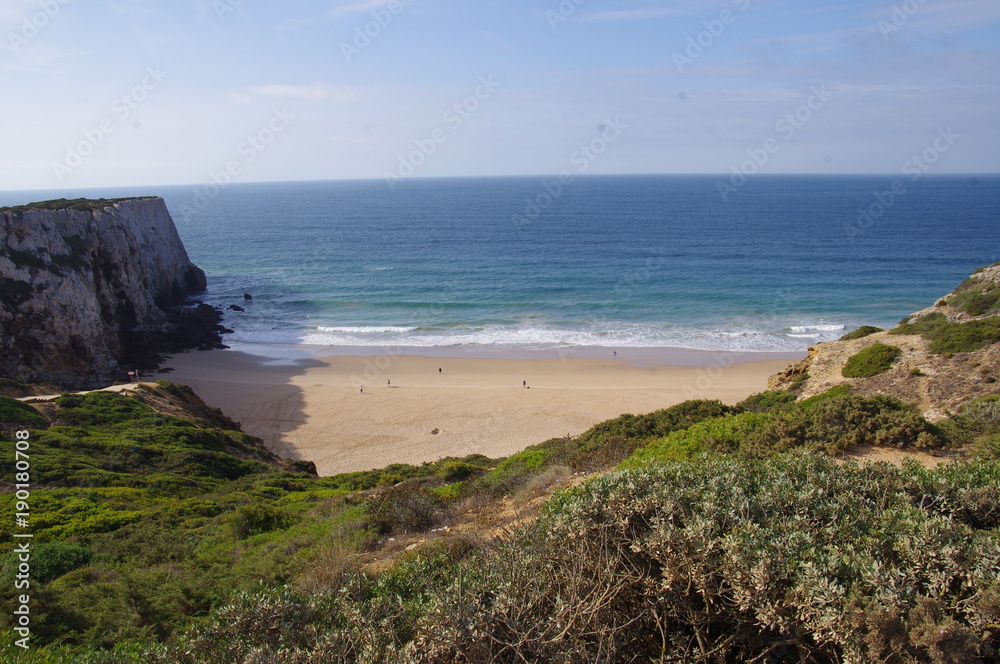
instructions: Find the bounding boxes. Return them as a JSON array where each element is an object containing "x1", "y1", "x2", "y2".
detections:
[{"x1": 161, "y1": 347, "x2": 800, "y2": 476}]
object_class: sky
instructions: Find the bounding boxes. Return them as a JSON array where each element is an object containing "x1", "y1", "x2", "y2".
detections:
[{"x1": 1, "y1": 0, "x2": 998, "y2": 190}]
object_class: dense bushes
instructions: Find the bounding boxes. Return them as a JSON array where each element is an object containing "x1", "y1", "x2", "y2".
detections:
[
  {"x1": 626, "y1": 392, "x2": 943, "y2": 467},
  {"x1": 88, "y1": 455, "x2": 1000, "y2": 664},
  {"x1": 0, "y1": 395, "x2": 47, "y2": 427},
  {"x1": 842, "y1": 342, "x2": 902, "y2": 377},
  {"x1": 891, "y1": 312, "x2": 1000, "y2": 353},
  {"x1": 4, "y1": 380, "x2": 993, "y2": 662}
]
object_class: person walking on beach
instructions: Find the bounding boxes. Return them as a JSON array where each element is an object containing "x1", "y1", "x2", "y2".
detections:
[
  {"x1": 360, "y1": 385, "x2": 363, "y2": 393},
  {"x1": 387, "y1": 379, "x2": 391, "y2": 387},
  {"x1": 523, "y1": 380, "x2": 526, "y2": 388}
]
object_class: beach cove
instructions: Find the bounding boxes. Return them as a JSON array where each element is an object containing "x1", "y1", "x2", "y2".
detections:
[{"x1": 162, "y1": 346, "x2": 800, "y2": 475}]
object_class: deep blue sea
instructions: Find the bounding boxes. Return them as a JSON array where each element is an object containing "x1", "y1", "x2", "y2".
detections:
[{"x1": 3, "y1": 175, "x2": 998, "y2": 354}]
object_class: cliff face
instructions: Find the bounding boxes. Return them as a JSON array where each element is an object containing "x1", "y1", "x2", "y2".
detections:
[
  {"x1": 0, "y1": 197, "x2": 223, "y2": 389},
  {"x1": 769, "y1": 262, "x2": 1000, "y2": 419}
]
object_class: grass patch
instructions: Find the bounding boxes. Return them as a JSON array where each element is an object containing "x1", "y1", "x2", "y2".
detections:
[{"x1": 842, "y1": 342, "x2": 901, "y2": 377}]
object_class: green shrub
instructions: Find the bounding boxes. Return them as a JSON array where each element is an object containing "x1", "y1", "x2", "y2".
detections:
[
  {"x1": 927, "y1": 317, "x2": 1000, "y2": 354},
  {"x1": 225, "y1": 503, "x2": 295, "y2": 539},
  {"x1": 891, "y1": 312, "x2": 948, "y2": 336},
  {"x1": 55, "y1": 392, "x2": 153, "y2": 427},
  {"x1": 435, "y1": 461, "x2": 486, "y2": 483},
  {"x1": 366, "y1": 482, "x2": 447, "y2": 535},
  {"x1": 410, "y1": 455, "x2": 1000, "y2": 663},
  {"x1": 0, "y1": 396, "x2": 47, "y2": 427},
  {"x1": 947, "y1": 274, "x2": 1000, "y2": 316},
  {"x1": 891, "y1": 312, "x2": 1000, "y2": 354},
  {"x1": 626, "y1": 392, "x2": 941, "y2": 464},
  {"x1": 798, "y1": 384, "x2": 852, "y2": 406},
  {"x1": 622, "y1": 412, "x2": 774, "y2": 467},
  {"x1": 735, "y1": 390, "x2": 796, "y2": 412},
  {"x1": 751, "y1": 393, "x2": 942, "y2": 454},
  {"x1": 0, "y1": 542, "x2": 91, "y2": 585},
  {"x1": 0, "y1": 378, "x2": 30, "y2": 397},
  {"x1": 839, "y1": 324, "x2": 884, "y2": 340},
  {"x1": 971, "y1": 433, "x2": 1000, "y2": 460},
  {"x1": 842, "y1": 342, "x2": 902, "y2": 377}
]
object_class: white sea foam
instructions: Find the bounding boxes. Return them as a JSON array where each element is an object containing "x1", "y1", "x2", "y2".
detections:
[
  {"x1": 786, "y1": 324, "x2": 846, "y2": 332},
  {"x1": 315, "y1": 326, "x2": 417, "y2": 333},
  {"x1": 226, "y1": 320, "x2": 850, "y2": 353}
]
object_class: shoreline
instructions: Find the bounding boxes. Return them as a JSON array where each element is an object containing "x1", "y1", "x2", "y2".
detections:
[
  {"x1": 219, "y1": 341, "x2": 805, "y2": 365},
  {"x1": 161, "y1": 345, "x2": 802, "y2": 476}
]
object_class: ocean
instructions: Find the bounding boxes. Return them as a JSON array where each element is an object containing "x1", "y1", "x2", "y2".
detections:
[{"x1": 2, "y1": 175, "x2": 998, "y2": 355}]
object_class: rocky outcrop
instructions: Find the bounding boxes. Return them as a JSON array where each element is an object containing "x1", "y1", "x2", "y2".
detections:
[
  {"x1": 0, "y1": 197, "x2": 225, "y2": 389},
  {"x1": 769, "y1": 263, "x2": 1000, "y2": 419}
]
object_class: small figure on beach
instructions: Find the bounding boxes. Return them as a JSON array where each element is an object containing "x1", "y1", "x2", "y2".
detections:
[
  {"x1": 360, "y1": 385, "x2": 363, "y2": 393},
  {"x1": 387, "y1": 379, "x2": 391, "y2": 387},
  {"x1": 439, "y1": 367, "x2": 442, "y2": 374},
  {"x1": 613, "y1": 351, "x2": 617, "y2": 359},
  {"x1": 522, "y1": 380, "x2": 526, "y2": 388}
]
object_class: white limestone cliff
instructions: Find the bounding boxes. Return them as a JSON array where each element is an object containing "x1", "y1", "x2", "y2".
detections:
[{"x1": 0, "y1": 197, "x2": 221, "y2": 388}]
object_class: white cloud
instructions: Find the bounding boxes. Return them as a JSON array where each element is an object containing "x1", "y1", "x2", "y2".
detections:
[{"x1": 244, "y1": 83, "x2": 359, "y2": 103}]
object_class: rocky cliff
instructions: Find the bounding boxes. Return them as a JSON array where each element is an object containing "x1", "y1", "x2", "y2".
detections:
[
  {"x1": 0, "y1": 197, "x2": 225, "y2": 389},
  {"x1": 769, "y1": 262, "x2": 1000, "y2": 419}
]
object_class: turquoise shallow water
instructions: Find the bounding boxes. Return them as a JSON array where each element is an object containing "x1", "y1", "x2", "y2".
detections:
[{"x1": 3, "y1": 175, "x2": 998, "y2": 353}]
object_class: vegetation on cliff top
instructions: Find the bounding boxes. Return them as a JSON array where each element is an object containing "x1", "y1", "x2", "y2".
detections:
[
  {"x1": 0, "y1": 198, "x2": 155, "y2": 215},
  {"x1": 2, "y1": 382, "x2": 998, "y2": 662},
  {"x1": 945, "y1": 265, "x2": 1000, "y2": 316},
  {"x1": 890, "y1": 311, "x2": 1000, "y2": 354}
]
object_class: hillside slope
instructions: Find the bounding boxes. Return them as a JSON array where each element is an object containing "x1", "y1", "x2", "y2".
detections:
[{"x1": 769, "y1": 262, "x2": 1000, "y2": 419}]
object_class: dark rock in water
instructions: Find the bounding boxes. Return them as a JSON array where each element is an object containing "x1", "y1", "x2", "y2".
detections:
[
  {"x1": 243, "y1": 292, "x2": 253, "y2": 300},
  {"x1": 228, "y1": 304, "x2": 245, "y2": 312},
  {"x1": 0, "y1": 197, "x2": 222, "y2": 389}
]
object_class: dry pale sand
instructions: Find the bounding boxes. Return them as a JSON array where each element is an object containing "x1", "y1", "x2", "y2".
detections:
[{"x1": 161, "y1": 348, "x2": 797, "y2": 476}]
